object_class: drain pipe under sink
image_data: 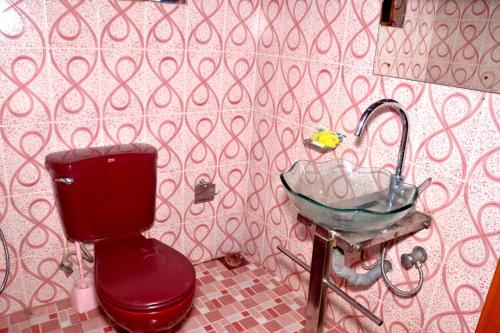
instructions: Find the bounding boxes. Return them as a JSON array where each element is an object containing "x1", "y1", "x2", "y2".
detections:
[{"x1": 331, "y1": 248, "x2": 392, "y2": 286}]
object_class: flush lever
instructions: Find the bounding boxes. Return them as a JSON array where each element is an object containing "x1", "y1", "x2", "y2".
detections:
[{"x1": 55, "y1": 177, "x2": 74, "y2": 185}]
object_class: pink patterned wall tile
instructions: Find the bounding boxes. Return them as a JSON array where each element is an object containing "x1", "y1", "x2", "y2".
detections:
[
  {"x1": 380, "y1": 298, "x2": 426, "y2": 333},
  {"x1": 276, "y1": 0, "x2": 312, "y2": 59},
  {"x1": 146, "y1": 113, "x2": 185, "y2": 174},
  {"x1": 214, "y1": 211, "x2": 245, "y2": 257},
  {"x1": 20, "y1": 250, "x2": 72, "y2": 309},
  {"x1": 462, "y1": 0, "x2": 491, "y2": 21},
  {"x1": 99, "y1": 48, "x2": 147, "y2": 120},
  {"x1": 281, "y1": 240, "x2": 310, "y2": 299},
  {"x1": 185, "y1": 51, "x2": 224, "y2": 113},
  {"x1": 342, "y1": 0, "x2": 381, "y2": 67},
  {"x1": 219, "y1": 111, "x2": 252, "y2": 165},
  {"x1": 148, "y1": 220, "x2": 184, "y2": 254},
  {"x1": 224, "y1": 0, "x2": 259, "y2": 53},
  {"x1": 464, "y1": 94, "x2": 499, "y2": 169},
  {"x1": 261, "y1": 224, "x2": 288, "y2": 281},
  {"x1": 155, "y1": 171, "x2": 184, "y2": 224},
  {"x1": 0, "y1": 0, "x2": 47, "y2": 49},
  {"x1": 144, "y1": 2, "x2": 187, "y2": 50},
  {"x1": 53, "y1": 118, "x2": 101, "y2": 152},
  {"x1": 305, "y1": 0, "x2": 348, "y2": 64},
  {"x1": 183, "y1": 217, "x2": 216, "y2": 264},
  {"x1": 1, "y1": 122, "x2": 53, "y2": 197},
  {"x1": 464, "y1": 147, "x2": 500, "y2": 257},
  {"x1": 300, "y1": 61, "x2": 340, "y2": 130},
  {"x1": 250, "y1": 111, "x2": 274, "y2": 171},
  {"x1": 0, "y1": 255, "x2": 27, "y2": 316},
  {"x1": 254, "y1": 55, "x2": 279, "y2": 114},
  {"x1": 50, "y1": 48, "x2": 100, "y2": 124},
  {"x1": 246, "y1": 166, "x2": 269, "y2": 221},
  {"x1": 46, "y1": 0, "x2": 99, "y2": 50},
  {"x1": 423, "y1": 250, "x2": 497, "y2": 333},
  {"x1": 411, "y1": 86, "x2": 486, "y2": 181},
  {"x1": 6, "y1": 192, "x2": 68, "y2": 261},
  {"x1": 0, "y1": 48, "x2": 52, "y2": 127},
  {"x1": 216, "y1": 163, "x2": 249, "y2": 217},
  {"x1": 265, "y1": 174, "x2": 296, "y2": 239},
  {"x1": 102, "y1": 115, "x2": 146, "y2": 145},
  {"x1": 183, "y1": 111, "x2": 220, "y2": 171},
  {"x1": 257, "y1": 0, "x2": 282, "y2": 55},
  {"x1": 222, "y1": 53, "x2": 256, "y2": 111},
  {"x1": 99, "y1": 0, "x2": 145, "y2": 50},
  {"x1": 243, "y1": 212, "x2": 264, "y2": 264},
  {"x1": 275, "y1": 58, "x2": 307, "y2": 123},
  {"x1": 144, "y1": 49, "x2": 186, "y2": 117},
  {"x1": 269, "y1": 118, "x2": 300, "y2": 175},
  {"x1": 334, "y1": 66, "x2": 382, "y2": 136},
  {"x1": 287, "y1": 220, "x2": 313, "y2": 254},
  {"x1": 186, "y1": 0, "x2": 226, "y2": 52}
]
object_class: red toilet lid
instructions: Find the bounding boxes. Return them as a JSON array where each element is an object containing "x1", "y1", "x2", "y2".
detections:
[{"x1": 94, "y1": 234, "x2": 196, "y2": 311}]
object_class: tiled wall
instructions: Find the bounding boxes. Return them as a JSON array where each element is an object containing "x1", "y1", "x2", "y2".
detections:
[
  {"x1": 0, "y1": 0, "x2": 259, "y2": 314},
  {"x1": 375, "y1": 0, "x2": 499, "y2": 93},
  {"x1": 1, "y1": 1, "x2": 499, "y2": 332},
  {"x1": 246, "y1": 0, "x2": 499, "y2": 332}
]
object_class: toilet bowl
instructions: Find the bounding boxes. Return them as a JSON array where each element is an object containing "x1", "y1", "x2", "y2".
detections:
[{"x1": 46, "y1": 144, "x2": 195, "y2": 332}]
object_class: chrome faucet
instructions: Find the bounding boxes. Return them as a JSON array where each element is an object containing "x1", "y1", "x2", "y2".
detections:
[{"x1": 354, "y1": 99, "x2": 409, "y2": 207}]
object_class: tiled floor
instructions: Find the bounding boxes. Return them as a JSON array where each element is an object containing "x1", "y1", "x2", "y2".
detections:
[{"x1": 1, "y1": 260, "x2": 338, "y2": 333}]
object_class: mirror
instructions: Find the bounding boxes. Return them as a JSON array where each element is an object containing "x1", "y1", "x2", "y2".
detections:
[{"x1": 374, "y1": 0, "x2": 499, "y2": 93}]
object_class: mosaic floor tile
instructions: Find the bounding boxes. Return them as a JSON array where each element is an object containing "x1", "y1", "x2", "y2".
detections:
[{"x1": 2, "y1": 260, "x2": 340, "y2": 332}]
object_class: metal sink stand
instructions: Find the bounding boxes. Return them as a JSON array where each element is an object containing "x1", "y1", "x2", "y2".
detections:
[{"x1": 277, "y1": 211, "x2": 431, "y2": 333}]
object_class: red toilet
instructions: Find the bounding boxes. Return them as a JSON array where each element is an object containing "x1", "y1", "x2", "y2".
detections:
[{"x1": 46, "y1": 144, "x2": 196, "y2": 332}]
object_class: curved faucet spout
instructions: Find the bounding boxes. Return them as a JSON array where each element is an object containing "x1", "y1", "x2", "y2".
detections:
[{"x1": 354, "y1": 99, "x2": 408, "y2": 180}]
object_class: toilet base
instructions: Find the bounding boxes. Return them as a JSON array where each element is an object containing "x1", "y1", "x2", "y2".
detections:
[{"x1": 98, "y1": 287, "x2": 195, "y2": 332}]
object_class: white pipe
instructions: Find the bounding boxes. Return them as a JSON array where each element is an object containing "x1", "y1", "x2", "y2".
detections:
[{"x1": 331, "y1": 248, "x2": 391, "y2": 286}]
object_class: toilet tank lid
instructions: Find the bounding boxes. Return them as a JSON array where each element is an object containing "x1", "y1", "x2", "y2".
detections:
[{"x1": 45, "y1": 143, "x2": 157, "y2": 172}]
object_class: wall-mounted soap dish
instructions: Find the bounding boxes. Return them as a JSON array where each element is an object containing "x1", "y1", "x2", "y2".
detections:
[{"x1": 303, "y1": 132, "x2": 345, "y2": 154}]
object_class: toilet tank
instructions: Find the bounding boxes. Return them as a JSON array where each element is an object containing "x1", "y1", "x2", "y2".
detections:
[{"x1": 45, "y1": 144, "x2": 157, "y2": 241}]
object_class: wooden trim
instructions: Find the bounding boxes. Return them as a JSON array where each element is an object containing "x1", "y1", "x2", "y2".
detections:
[{"x1": 476, "y1": 260, "x2": 500, "y2": 333}]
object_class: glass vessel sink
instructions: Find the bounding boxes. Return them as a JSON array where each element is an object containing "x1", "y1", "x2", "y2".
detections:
[{"x1": 280, "y1": 159, "x2": 419, "y2": 232}]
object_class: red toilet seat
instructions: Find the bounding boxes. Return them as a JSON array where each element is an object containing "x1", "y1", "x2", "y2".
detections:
[{"x1": 94, "y1": 233, "x2": 196, "y2": 331}]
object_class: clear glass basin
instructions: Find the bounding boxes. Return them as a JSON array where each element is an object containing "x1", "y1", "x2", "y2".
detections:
[{"x1": 280, "y1": 159, "x2": 419, "y2": 232}]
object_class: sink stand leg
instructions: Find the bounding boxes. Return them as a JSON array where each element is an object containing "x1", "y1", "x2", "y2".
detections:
[{"x1": 305, "y1": 224, "x2": 334, "y2": 333}]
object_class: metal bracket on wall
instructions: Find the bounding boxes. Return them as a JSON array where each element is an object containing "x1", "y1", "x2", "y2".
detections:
[{"x1": 194, "y1": 178, "x2": 219, "y2": 204}]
